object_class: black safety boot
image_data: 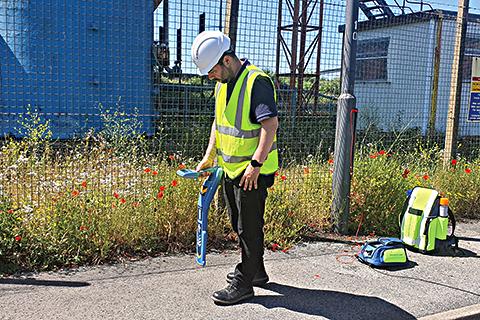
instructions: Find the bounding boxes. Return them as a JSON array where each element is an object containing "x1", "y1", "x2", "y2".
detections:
[
  {"x1": 211, "y1": 283, "x2": 254, "y2": 305},
  {"x1": 226, "y1": 269, "x2": 269, "y2": 286}
]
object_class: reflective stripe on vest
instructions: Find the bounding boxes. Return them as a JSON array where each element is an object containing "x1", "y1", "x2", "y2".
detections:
[
  {"x1": 214, "y1": 64, "x2": 279, "y2": 179},
  {"x1": 218, "y1": 142, "x2": 278, "y2": 163}
]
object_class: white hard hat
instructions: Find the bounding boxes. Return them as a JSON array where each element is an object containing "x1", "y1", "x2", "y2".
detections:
[{"x1": 191, "y1": 31, "x2": 231, "y2": 75}]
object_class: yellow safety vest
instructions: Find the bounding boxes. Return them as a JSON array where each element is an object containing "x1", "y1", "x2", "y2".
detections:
[{"x1": 214, "y1": 64, "x2": 279, "y2": 179}]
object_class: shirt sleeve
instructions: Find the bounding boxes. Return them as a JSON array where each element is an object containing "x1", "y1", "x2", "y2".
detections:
[{"x1": 250, "y1": 75, "x2": 278, "y2": 124}]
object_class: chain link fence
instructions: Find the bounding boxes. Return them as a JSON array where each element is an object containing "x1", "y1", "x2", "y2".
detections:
[
  {"x1": 0, "y1": 0, "x2": 479, "y2": 249},
  {"x1": 153, "y1": 0, "x2": 343, "y2": 167},
  {"x1": 354, "y1": 1, "x2": 480, "y2": 159},
  {"x1": 2, "y1": 1, "x2": 478, "y2": 163}
]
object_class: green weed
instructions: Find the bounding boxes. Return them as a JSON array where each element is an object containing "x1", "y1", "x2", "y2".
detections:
[{"x1": 0, "y1": 111, "x2": 479, "y2": 273}]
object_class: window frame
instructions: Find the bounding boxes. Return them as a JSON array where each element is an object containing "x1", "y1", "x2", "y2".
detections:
[{"x1": 355, "y1": 37, "x2": 390, "y2": 82}]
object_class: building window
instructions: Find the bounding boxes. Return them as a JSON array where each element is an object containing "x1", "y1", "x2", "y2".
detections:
[
  {"x1": 356, "y1": 37, "x2": 389, "y2": 81},
  {"x1": 463, "y1": 36, "x2": 480, "y2": 81}
]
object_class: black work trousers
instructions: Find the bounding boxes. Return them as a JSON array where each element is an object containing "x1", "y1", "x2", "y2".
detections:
[{"x1": 222, "y1": 173, "x2": 273, "y2": 288}]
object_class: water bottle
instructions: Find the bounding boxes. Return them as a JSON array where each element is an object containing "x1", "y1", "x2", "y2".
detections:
[{"x1": 439, "y1": 198, "x2": 449, "y2": 217}]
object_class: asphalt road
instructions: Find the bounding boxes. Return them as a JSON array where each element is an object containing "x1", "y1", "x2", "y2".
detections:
[{"x1": 1, "y1": 221, "x2": 480, "y2": 320}]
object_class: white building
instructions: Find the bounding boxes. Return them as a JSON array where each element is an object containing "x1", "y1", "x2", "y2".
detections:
[{"x1": 352, "y1": 10, "x2": 480, "y2": 137}]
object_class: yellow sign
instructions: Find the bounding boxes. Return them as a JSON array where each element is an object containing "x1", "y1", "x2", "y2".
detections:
[
  {"x1": 473, "y1": 81, "x2": 480, "y2": 93},
  {"x1": 469, "y1": 57, "x2": 480, "y2": 121}
]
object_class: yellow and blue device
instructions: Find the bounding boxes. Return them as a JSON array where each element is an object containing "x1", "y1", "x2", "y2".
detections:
[
  {"x1": 356, "y1": 237, "x2": 409, "y2": 268},
  {"x1": 176, "y1": 166, "x2": 224, "y2": 266}
]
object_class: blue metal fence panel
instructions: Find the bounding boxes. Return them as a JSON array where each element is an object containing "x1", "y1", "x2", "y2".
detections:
[{"x1": 0, "y1": 0, "x2": 154, "y2": 138}]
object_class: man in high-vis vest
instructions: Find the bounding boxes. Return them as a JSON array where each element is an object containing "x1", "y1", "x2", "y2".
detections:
[{"x1": 191, "y1": 31, "x2": 279, "y2": 305}]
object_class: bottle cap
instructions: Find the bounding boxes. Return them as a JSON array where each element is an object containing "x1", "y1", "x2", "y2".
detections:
[{"x1": 440, "y1": 198, "x2": 449, "y2": 206}]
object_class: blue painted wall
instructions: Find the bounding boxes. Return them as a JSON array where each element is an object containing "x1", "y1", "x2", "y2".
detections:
[{"x1": 0, "y1": 1, "x2": 154, "y2": 138}]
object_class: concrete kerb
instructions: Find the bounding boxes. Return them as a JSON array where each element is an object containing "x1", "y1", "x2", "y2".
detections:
[{"x1": 418, "y1": 303, "x2": 480, "y2": 320}]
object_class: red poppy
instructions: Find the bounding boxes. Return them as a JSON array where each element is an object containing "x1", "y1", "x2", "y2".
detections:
[
  {"x1": 113, "y1": 192, "x2": 120, "y2": 199},
  {"x1": 271, "y1": 243, "x2": 279, "y2": 251},
  {"x1": 451, "y1": 159, "x2": 457, "y2": 166},
  {"x1": 72, "y1": 190, "x2": 79, "y2": 197},
  {"x1": 81, "y1": 181, "x2": 87, "y2": 189},
  {"x1": 15, "y1": 235, "x2": 21, "y2": 242},
  {"x1": 282, "y1": 248, "x2": 289, "y2": 253},
  {"x1": 120, "y1": 198, "x2": 126, "y2": 204},
  {"x1": 8, "y1": 209, "x2": 14, "y2": 214},
  {"x1": 178, "y1": 163, "x2": 186, "y2": 170},
  {"x1": 423, "y1": 174, "x2": 429, "y2": 180},
  {"x1": 144, "y1": 168, "x2": 151, "y2": 173},
  {"x1": 168, "y1": 154, "x2": 175, "y2": 161},
  {"x1": 465, "y1": 168, "x2": 472, "y2": 174},
  {"x1": 379, "y1": 150, "x2": 386, "y2": 155},
  {"x1": 402, "y1": 169, "x2": 410, "y2": 178},
  {"x1": 274, "y1": 171, "x2": 279, "y2": 177},
  {"x1": 79, "y1": 225, "x2": 88, "y2": 231},
  {"x1": 159, "y1": 186, "x2": 166, "y2": 192},
  {"x1": 171, "y1": 180, "x2": 178, "y2": 187},
  {"x1": 369, "y1": 154, "x2": 377, "y2": 159},
  {"x1": 328, "y1": 159, "x2": 334, "y2": 165},
  {"x1": 157, "y1": 191, "x2": 164, "y2": 199},
  {"x1": 303, "y1": 167, "x2": 310, "y2": 174},
  {"x1": 152, "y1": 170, "x2": 158, "y2": 176},
  {"x1": 281, "y1": 175, "x2": 287, "y2": 181}
]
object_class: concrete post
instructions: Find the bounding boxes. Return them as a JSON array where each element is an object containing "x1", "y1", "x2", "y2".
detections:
[
  {"x1": 331, "y1": 0, "x2": 359, "y2": 234},
  {"x1": 443, "y1": 0, "x2": 469, "y2": 167}
]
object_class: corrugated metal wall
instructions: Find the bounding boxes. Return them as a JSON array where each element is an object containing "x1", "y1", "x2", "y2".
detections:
[{"x1": 0, "y1": 0, "x2": 154, "y2": 138}]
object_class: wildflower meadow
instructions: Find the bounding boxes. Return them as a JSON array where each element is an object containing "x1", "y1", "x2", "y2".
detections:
[{"x1": 0, "y1": 110, "x2": 479, "y2": 274}]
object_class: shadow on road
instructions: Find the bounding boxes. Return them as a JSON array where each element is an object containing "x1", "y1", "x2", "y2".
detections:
[
  {"x1": 0, "y1": 278, "x2": 90, "y2": 288},
  {"x1": 458, "y1": 236, "x2": 480, "y2": 244},
  {"x1": 453, "y1": 246, "x2": 478, "y2": 257},
  {"x1": 250, "y1": 282, "x2": 416, "y2": 320},
  {"x1": 372, "y1": 269, "x2": 480, "y2": 297},
  {"x1": 432, "y1": 246, "x2": 478, "y2": 258}
]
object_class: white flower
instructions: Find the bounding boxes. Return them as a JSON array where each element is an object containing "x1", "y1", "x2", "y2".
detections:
[{"x1": 17, "y1": 154, "x2": 29, "y2": 164}]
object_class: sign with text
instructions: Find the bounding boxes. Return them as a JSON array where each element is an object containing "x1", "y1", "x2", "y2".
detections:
[{"x1": 468, "y1": 57, "x2": 480, "y2": 121}]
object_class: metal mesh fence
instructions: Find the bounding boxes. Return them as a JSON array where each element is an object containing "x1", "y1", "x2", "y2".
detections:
[
  {"x1": 153, "y1": 0, "x2": 344, "y2": 166},
  {"x1": 2, "y1": 2, "x2": 477, "y2": 162},
  {"x1": 0, "y1": 0, "x2": 479, "y2": 242},
  {"x1": 354, "y1": 1, "x2": 480, "y2": 159}
]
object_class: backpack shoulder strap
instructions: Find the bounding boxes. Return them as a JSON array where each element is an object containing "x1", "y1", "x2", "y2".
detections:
[
  {"x1": 448, "y1": 207, "x2": 456, "y2": 237},
  {"x1": 398, "y1": 196, "x2": 410, "y2": 227},
  {"x1": 444, "y1": 207, "x2": 459, "y2": 252}
]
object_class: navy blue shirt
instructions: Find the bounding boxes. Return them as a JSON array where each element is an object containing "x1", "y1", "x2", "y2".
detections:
[{"x1": 226, "y1": 60, "x2": 278, "y2": 124}]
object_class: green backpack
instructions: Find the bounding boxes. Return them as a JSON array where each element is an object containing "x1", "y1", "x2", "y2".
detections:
[{"x1": 399, "y1": 187, "x2": 458, "y2": 254}]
